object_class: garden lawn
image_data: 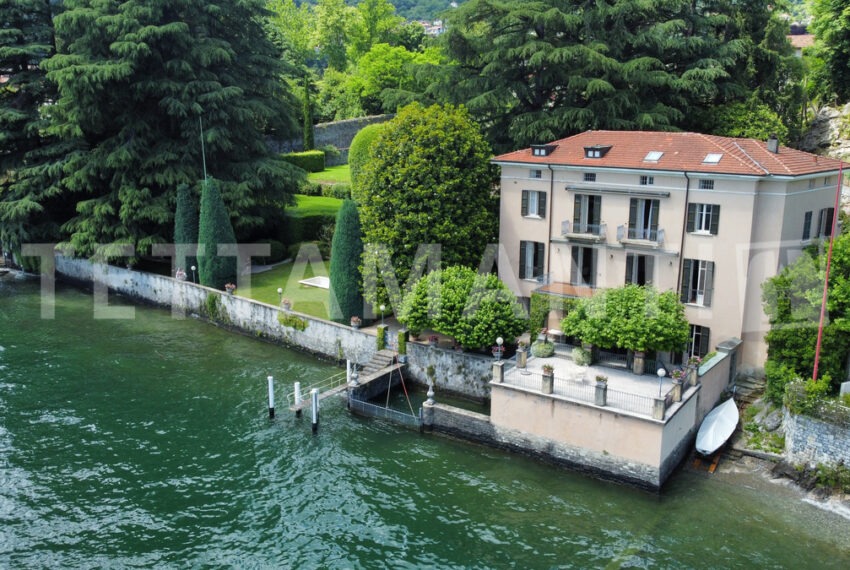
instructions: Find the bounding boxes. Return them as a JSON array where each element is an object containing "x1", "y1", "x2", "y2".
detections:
[
  {"x1": 241, "y1": 258, "x2": 332, "y2": 320},
  {"x1": 292, "y1": 194, "x2": 344, "y2": 218},
  {"x1": 307, "y1": 164, "x2": 351, "y2": 185}
]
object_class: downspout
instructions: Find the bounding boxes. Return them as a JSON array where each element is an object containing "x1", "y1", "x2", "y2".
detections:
[
  {"x1": 546, "y1": 164, "x2": 555, "y2": 278},
  {"x1": 676, "y1": 172, "x2": 691, "y2": 293}
]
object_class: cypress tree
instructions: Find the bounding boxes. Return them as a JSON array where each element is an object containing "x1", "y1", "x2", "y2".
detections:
[
  {"x1": 197, "y1": 179, "x2": 237, "y2": 288},
  {"x1": 44, "y1": 0, "x2": 302, "y2": 257},
  {"x1": 303, "y1": 74, "x2": 315, "y2": 151},
  {"x1": 173, "y1": 184, "x2": 199, "y2": 272},
  {"x1": 329, "y1": 199, "x2": 364, "y2": 322}
]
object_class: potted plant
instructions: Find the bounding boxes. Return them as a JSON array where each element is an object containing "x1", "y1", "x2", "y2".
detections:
[
  {"x1": 281, "y1": 298, "x2": 292, "y2": 311},
  {"x1": 224, "y1": 283, "x2": 236, "y2": 294},
  {"x1": 429, "y1": 334, "x2": 439, "y2": 347},
  {"x1": 542, "y1": 364, "x2": 554, "y2": 375},
  {"x1": 595, "y1": 374, "x2": 608, "y2": 384},
  {"x1": 671, "y1": 368, "x2": 685, "y2": 382},
  {"x1": 491, "y1": 344, "x2": 505, "y2": 358},
  {"x1": 350, "y1": 316, "x2": 362, "y2": 329}
]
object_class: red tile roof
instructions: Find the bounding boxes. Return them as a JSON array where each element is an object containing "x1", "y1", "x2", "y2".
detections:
[
  {"x1": 787, "y1": 34, "x2": 815, "y2": 49},
  {"x1": 493, "y1": 130, "x2": 844, "y2": 177}
]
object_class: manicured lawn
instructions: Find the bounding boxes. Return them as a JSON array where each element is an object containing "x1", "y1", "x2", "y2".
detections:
[
  {"x1": 307, "y1": 164, "x2": 351, "y2": 185},
  {"x1": 292, "y1": 194, "x2": 344, "y2": 218},
  {"x1": 240, "y1": 258, "x2": 332, "y2": 319}
]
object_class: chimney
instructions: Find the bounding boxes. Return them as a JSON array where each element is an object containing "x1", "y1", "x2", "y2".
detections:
[{"x1": 767, "y1": 134, "x2": 779, "y2": 154}]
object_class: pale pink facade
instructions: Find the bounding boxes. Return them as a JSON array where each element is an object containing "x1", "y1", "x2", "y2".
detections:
[{"x1": 493, "y1": 131, "x2": 846, "y2": 368}]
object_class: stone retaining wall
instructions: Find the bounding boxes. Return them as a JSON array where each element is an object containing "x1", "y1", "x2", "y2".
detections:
[
  {"x1": 406, "y1": 342, "x2": 494, "y2": 401},
  {"x1": 268, "y1": 114, "x2": 394, "y2": 165},
  {"x1": 784, "y1": 408, "x2": 850, "y2": 468}
]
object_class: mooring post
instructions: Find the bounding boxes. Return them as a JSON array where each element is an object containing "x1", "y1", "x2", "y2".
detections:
[
  {"x1": 294, "y1": 381, "x2": 303, "y2": 418},
  {"x1": 346, "y1": 359, "x2": 351, "y2": 384},
  {"x1": 267, "y1": 375, "x2": 275, "y2": 419},
  {"x1": 311, "y1": 388, "x2": 319, "y2": 434}
]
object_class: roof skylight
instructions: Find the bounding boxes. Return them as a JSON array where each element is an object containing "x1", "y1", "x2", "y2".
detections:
[
  {"x1": 644, "y1": 151, "x2": 664, "y2": 162},
  {"x1": 703, "y1": 153, "x2": 723, "y2": 164}
]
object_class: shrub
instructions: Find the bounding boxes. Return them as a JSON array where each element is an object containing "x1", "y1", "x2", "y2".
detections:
[
  {"x1": 174, "y1": 183, "x2": 199, "y2": 270},
  {"x1": 298, "y1": 180, "x2": 323, "y2": 196},
  {"x1": 349, "y1": 123, "x2": 386, "y2": 194},
  {"x1": 531, "y1": 340, "x2": 555, "y2": 358},
  {"x1": 320, "y1": 144, "x2": 341, "y2": 162},
  {"x1": 282, "y1": 150, "x2": 325, "y2": 173},
  {"x1": 765, "y1": 360, "x2": 801, "y2": 405},
  {"x1": 322, "y1": 183, "x2": 352, "y2": 200},
  {"x1": 572, "y1": 347, "x2": 592, "y2": 366}
]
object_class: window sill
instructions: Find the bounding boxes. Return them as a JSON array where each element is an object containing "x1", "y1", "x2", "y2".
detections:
[
  {"x1": 684, "y1": 302, "x2": 710, "y2": 309},
  {"x1": 689, "y1": 230, "x2": 715, "y2": 237},
  {"x1": 523, "y1": 214, "x2": 544, "y2": 220}
]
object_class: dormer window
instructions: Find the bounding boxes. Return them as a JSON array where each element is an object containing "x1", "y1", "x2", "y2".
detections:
[
  {"x1": 584, "y1": 144, "x2": 612, "y2": 159},
  {"x1": 531, "y1": 144, "x2": 556, "y2": 157}
]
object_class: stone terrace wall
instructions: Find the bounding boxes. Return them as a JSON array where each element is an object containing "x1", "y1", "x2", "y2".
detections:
[
  {"x1": 784, "y1": 409, "x2": 850, "y2": 468},
  {"x1": 54, "y1": 256, "x2": 378, "y2": 366},
  {"x1": 406, "y1": 343, "x2": 494, "y2": 401},
  {"x1": 268, "y1": 115, "x2": 394, "y2": 165}
]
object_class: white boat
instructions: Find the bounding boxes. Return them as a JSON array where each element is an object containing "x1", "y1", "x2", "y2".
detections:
[{"x1": 696, "y1": 398, "x2": 739, "y2": 456}]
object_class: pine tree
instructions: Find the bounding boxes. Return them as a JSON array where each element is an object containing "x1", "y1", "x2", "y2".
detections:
[
  {"x1": 197, "y1": 178, "x2": 237, "y2": 288},
  {"x1": 329, "y1": 199, "x2": 364, "y2": 322},
  {"x1": 173, "y1": 184, "x2": 199, "y2": 273},
  {"x1": 43, "y1": 0, "x2": 302, "y2": 258},
  {"x1": 0, "y1": 0, "x2": 72, "y2": 251}
]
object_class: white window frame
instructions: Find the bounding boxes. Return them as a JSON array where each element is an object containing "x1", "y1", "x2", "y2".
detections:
[
  {"x1": 530, "y1": 169, "x2": 542, "y2": 179},
  {"x1": 694, "y1": 204, "x2": 713, "y2": 234},
  {"x1": 698, "y1": 179, "x2": 714, "y2": 190},
  {"x1": 583, "y1": 172, "x2": 596, "y2": 183},
  {"x1": 640, "y1": 175, "x2": 654, "y2": 186}
]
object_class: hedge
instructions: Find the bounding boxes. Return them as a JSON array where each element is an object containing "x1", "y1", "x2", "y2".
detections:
[{"x1": 282, "y1": 150, "x2": 325, "y2": 173}]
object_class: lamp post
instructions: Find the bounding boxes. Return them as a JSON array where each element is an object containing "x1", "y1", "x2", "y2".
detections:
[
  {"x1": 657, "y1": 368, "x2": 666, "y2": 398},
  {"x1": 496, "y1": 336, "x2": 504, "y2": 361},
  {"x1": 379, "y1": 304, "x2": 386, "y2": 328},
  {"x1": 190, "y1": 265, "x2": 196, "y2": 284}
]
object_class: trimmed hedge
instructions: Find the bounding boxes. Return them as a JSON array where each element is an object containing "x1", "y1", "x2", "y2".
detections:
[
  {"x1": 322, "y1": 183, "x2": 352, "y2": 199},
  {"x1": 283, "y1": 213, "x2": 337, "y2": 244},
  {"x1": 282, "y1": 150, "x2": 325, "y2": 173}
]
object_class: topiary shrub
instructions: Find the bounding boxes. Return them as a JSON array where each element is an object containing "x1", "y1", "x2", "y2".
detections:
[
  {"x1": 282, "y1": 150, "x2": 325, "y2": 172},
  {"x1": 349, "y1": 123, "x2": 385, "y2": 196},
  {"x1": 329, "y1": 200, "x2": 364, "y2": 323},
  {"x1": 572, "y1": 347, "x2": 592, "y2": 366},
  {"x1": 322, "y1": 183, "x2": 351, "y2": 199},
  {"x1": 298, "y1": 180, "x2": 323, "y2": 196},
  {"x1": 174, "y1": 183, "x2": 199, "y2": 271},
  {"x1": 531, "y1": 340, "x2": 555, "y2": 358},
  {"x1": 197, "y1": 178, "x2": 237, "y2": 288}
]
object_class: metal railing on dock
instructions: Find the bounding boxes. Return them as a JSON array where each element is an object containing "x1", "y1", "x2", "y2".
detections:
[
  {"x1": 284, "y1": 370, "x2": 348, "y2": 409},
  {"x1": 349, "y1": 397, "x2": 422, "y2": 429}
]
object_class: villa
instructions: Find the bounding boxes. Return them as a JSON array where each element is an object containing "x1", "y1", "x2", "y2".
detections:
[{"x1": 492, "y1": 131, "x2": 845, "y2": 370}]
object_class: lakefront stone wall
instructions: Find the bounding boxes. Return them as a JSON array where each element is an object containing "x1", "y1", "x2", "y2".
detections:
[{"x1": 784, "y1": 409, "x2": 850, "y2": 468}]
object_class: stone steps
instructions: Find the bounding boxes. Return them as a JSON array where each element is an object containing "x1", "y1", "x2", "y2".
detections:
[
  {"x1": 360, "y1": 349, "x2": 396, "y2": 376},
  {"x1": 734, "y1": 376, "x2": 766, "y2": 405}
]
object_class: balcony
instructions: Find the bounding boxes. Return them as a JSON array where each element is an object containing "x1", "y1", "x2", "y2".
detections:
[
  {"x1": 561, "y1": 220, "x2": 607, "y2": 243},
  {"x1": 617, "y1": 225, "x2": 665, "y2": 247}
]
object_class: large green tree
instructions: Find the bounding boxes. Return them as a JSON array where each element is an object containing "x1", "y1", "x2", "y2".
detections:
[
  {"x1": 329, "y1": 199, "x2": 364, "y2": 322},
  {"x1": 762, "y1": 233, "x2": 850, "y2": 400},
  {"x1": 399, "y1": 266, "x2": 527, "y2": 349},
  {"x1": 0, "y1": 0, "x2": 72, "y2": 250},
  {"x1": 43, "y1": 0, "x2": 301, "y2": 257},
  {"x1": 357, "y1": 102, "x2": 498, "y2": 310},
  {"x1": 562, "y1": 285, "x2": 689, "y2": 354},
  {"x1": 437, "y1": 0, "x2": 746, "y2": 151},
  {"x1": 810, "y1": 0, "x2": 850, "y2": 103},
  {"x1": 348, "y1": 0, "x2": 404, "y2": 62}
]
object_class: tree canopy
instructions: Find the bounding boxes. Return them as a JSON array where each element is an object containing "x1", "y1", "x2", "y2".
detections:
[
  {"x1": 399, "y1": 265, "x2": 527, "y2": 349},
  {"x1": 43, "y1": 0, "x2": 301, "y2": 257},
  {"x1": 562, "y1": 285, "x2": 689, "y2": 353},
  {"x1": 197, "y1": 179, "x2": 237, "y2": 288},
  {"x1": 436, "y1": 0, "x2": 746, "y2": 151},
  {"x1": 357, "y1": 102, "x2": 498, "y2": 310},
  {"x1": 810, "y1": 0, "x2": 850, "y2": 103}
]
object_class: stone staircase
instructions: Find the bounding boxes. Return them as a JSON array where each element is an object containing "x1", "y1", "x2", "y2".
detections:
[
  {"x1": 734, "y1": 375, "x2": 767, "y2": 406},
  {"x1": 359, "y1": 349, "x2": 397, "y2": 376}
]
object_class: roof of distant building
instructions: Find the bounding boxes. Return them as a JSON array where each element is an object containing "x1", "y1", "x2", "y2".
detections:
[
  {"x1": 493, "y1": 130, "x2": 844, "y2": 177},
  {"x1": 787, "y1": 34, "x2": 815, "y2": 49}
]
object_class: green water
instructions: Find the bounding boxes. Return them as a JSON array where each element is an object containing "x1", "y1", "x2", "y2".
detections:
[{"x1": 1, "y1": 278, "x2": 848, "y2": 568}]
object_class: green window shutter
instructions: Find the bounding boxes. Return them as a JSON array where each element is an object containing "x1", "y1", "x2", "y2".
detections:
[
  {"x1": 625, "y1": 253, "x2": 634, "y2": 284},
  {"x1": 686, "y1": 204, "x2": 696, "y2": 232},
  {"x1": 703, "y1": 262, "x2": 715, "y2": 307},
  {"x1": 680, "y1": 259, "x2": 692, "y2": 303},
  {"x1": 650, "y1": 199, "x2": 660, "y2": 232},
  {"x1": 571, "y1": 246, "x2": 580, "y2": 284},
  {"x1": 628, "y1": 198, "x2": 637, "y2": 231},
  {"x1": 589, "y1": 249, "x2": 597, "y2": 286},
  {"x1": 573, "y1": 195, "x2": 581, "y2": 225},
  {"x1": 521, "y1": 191, "x2": 529, "y2": 216},
  {"x1": 590, "y1": 195, "x2": 601, "y2": 226},
  {"x1": 645, "y1": 255, "x2": 654, "y2": 284},
  {"x1": 539, "y1": 191, "x2": 547, "y2": 218},
  {"x1": 519, "y1": 241, "x2": 527, "y2": 279},
  {"x1": 803, "y1": 211, "x2": 812, "y2": 240},
  {"x1": 534, "y1": 242, "x2": 545, "y2": 277},
  {"x1": 699, "y1": 327, "x2": 711, "y2": 356},
  {"x1": 710, "y1": 205, "x2": 720, "y2": 235}
]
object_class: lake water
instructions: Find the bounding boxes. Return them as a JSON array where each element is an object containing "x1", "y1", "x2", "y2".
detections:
[{"x1": 1, "y1": 277, "x2": 848, "y2": 568}]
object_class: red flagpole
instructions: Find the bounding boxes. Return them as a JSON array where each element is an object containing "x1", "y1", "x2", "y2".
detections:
[{"x1": 812, "y1": 161, "x2": 844, "y2": 381}]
